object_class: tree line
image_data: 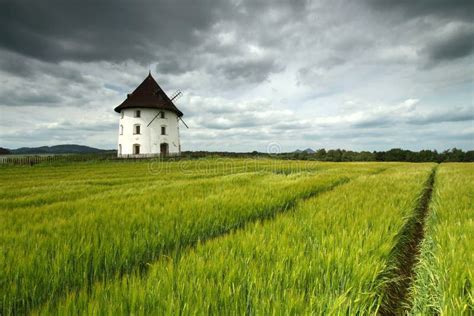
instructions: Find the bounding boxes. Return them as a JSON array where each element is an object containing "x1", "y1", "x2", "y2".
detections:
[
  {"x1": 1, "y1": 147, "x2": 472, "y2": 163},
  {"x1": 278, "y1": 148, "x2": 474, "y2": 162}
]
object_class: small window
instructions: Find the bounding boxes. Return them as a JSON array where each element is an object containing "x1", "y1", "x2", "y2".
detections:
[
  {"x1": 160, "y1": 111, "x2": 165, "y2": 119},
  {"x1": 134, "y1": 125, "x2": 141, "y2": 135},
  {"x1": 133, "y1": 144, "x2": 140, "y2": 155},
  {"x1": 120, "y1": 125, "x2": 123, "y2": 135},
  {"x1": 121, "y1": 111, "x2": 124, "y2": 119},
  {"x1": 118, "y1": 144, "x2": 122, "y2": 155},
  {"x1": 161, "y1": 126, "x2": 166, "y2": 135},
  {"x1": 135, "y1": 110, "x2": 141, "y2": 118}
]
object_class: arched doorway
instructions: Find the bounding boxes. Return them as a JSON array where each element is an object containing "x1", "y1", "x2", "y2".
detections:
[{"x1": 160, "y1": 143, "x2": 169, "y2": 156}]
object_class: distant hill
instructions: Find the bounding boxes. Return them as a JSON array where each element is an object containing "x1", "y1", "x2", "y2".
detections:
[
  {"x1": 9, "y1": 144, "x2": 111, "y2": 155},
  {"x1": 294, "y1": 148, "x2": 315, "y2": 154}
]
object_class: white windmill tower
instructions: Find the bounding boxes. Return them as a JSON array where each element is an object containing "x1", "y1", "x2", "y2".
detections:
[{"x1": 114, "y1": 72, "x2": 188, "y2": 157}]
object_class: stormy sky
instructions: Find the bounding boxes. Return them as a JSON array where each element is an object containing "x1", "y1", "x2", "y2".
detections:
[{"x1": 0, "y1": 0, "x2": 472, "y2": 152}]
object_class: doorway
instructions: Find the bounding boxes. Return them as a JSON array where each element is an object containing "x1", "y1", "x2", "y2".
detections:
[
  {"x1": 160, "y1": 143, "x2": 169, "y2": 156},
  {"x1": 133, "y1": 144, "x2": 140, "y2": 155}
]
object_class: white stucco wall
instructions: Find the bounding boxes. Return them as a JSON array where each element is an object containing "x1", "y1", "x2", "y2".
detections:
[{"x1": 117, "y1": 108, "x2": 181, "y2": 157}]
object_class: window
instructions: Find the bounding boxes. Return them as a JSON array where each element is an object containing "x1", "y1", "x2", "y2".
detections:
[
  {"x1": 134, "y1": 124, "x2": 141, "y2": 135},
  {"x1": 121, "y1": 111, "x2": 124, "y2": 119},
  {"x1": 133, "y1": 144, "x2": 140, "y2": 155},
  {"x1": 120, "y1": 125, "x2": 123, "y2": 135},
  {"x1": 161, "y1": 126, "x2": 166, "y2": 135},
  {"x1": 118, "y1": 144, "x2": 122, "y2": 155},
  {"x1": 160, "y1": 111, "x2": 165, "y2": 119},
  {"x1": 135, "y1": 110, "x2": 141, "y2": 118}
]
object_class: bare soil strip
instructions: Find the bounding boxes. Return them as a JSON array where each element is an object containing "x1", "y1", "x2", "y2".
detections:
[{"x1": 378, "y1": 167, "x2": 437, "y2": 315}]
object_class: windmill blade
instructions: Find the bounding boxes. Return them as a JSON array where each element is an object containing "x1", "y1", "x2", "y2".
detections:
[
  {"x1": 148, "y1": 90, "x2": 183, "y2": 127},
  {"x1": 170, "y1": 90, "x2": 182, "y2": 101},
  {"x1": 147, "y1": 111, "x2": 161, "y2": 127},
  {"x1": 179, "y1": 116, "x2": 189, "y2": 129}
]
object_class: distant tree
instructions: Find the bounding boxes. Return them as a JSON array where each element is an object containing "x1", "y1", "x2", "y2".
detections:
[
  {"x1": 188, "y1": 147, "x2": 473, "y2": 162},
  {"x1": 444, "y1": 148, "x2": 465, "y2": 162},
  {"x1": 0, "y1": 147, "x2": 10, "y2": 155},
  {"x1": 374, "y1": 151, "x2": 385, "y2": 161},
  {"x1": 326, "y1": 149, "x2": 342, "y2": 162},
  {"x1": 419, "y1": 150, "x2": 437, "y2": 162},
  {"x1": 315, "y1": 149, "x2": 327, "y2": 160},
  {"x1": 465, "y1": 151, "x2": 474, "y2": 162},
  {"x1": 383, "y1": 148, "x2": 408, "y2": 161},
  {"x1": 357, "y1": 151, "x2": 375, "y2": 161}
]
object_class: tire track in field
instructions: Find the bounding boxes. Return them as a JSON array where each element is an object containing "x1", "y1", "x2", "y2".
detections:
[
  {"x1": 33, "y1": 168, "x2": 389, "y2": 315},
  {"x1": 378, "y1": 166, "x2": 437, "y2": 315},
  {"x1": 134, "y1": 167, "x2": 389, "y2": 274}
]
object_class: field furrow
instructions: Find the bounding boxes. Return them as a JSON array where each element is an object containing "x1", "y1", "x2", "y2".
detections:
[
  {"x1": 376, "y1": 167, "x2": 436, "y2": 314},
  {"x1": 0, "y1": 159, "x2": 344, "y2": 205},
  {"x1": 409, "y1": 164, "x2": 474, "y2": 314},
  {"x1": 39, "y1": 163, "x2": 434, "y2": 314},
  {"x1": 0, "y1": 160, "x2": 381, "y2": 314}
]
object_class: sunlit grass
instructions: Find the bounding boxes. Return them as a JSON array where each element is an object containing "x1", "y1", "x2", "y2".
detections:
[
  {"x1": 409, "y1": 163, "x2": 474, "y2": 315},
  {"x1": 0, "y1": 158, "x2": 382, "y2": 314},
  {"x1": 39, "y1": 163, "x2": 434, "y2": 314},
  {"x1": 4, "y1": 159, "x2": 469, "y2": 314}
]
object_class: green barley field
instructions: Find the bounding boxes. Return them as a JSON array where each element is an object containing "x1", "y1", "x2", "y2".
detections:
[{"x1": 0, "y1": 159, "x2": 472, "y2": 315}]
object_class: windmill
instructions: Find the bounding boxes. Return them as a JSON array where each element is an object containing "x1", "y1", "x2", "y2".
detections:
[{"x1": 115, "y1": 72, "x2": 187, "y2": 157}]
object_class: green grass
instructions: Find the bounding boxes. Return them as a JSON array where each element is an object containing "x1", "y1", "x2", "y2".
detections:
[
  {"x1": 409, "y1": 163, "x2": 474, "y2": 315},
  {"x1": 0, "y1": 159, "x2": 383, "y2": 314},
  {"x1": 38, "y1": 163, "x2": 434, "y2": 314},
  {"x1": 1, "y1": 159, "x2": 471, "y2": 315}
]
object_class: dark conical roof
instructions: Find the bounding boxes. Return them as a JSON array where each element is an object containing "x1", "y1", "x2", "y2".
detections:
[{"x1": 114, "y1": 73, "x2": 183, "y2": 117}]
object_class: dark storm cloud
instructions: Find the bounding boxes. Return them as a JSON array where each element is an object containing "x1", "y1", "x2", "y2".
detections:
[
  {"x1": 421, "y1": 27, "x2": 474, "y2": 62},
  {"x1": 363, "y1": 0, "x2": 474, "y2": 65},
  {"x1": 0, "y1": 49, "x2": 86, "y2": 82},
  {"x1": 0, "y1": 50, "x2": 33, "y2": 77},
  {"x1": 0, "y1": 0, "x2": 230, "y2": 63},
  {"x1": 1, "y1": 0, "x2": 473, "y2": 151},
  {"x1": 155, "y1": 58, "x2": 192, "y2": 75},
  {"x1": 1, "y1": 0, "x2": 305, "y2": 86},
  {"x1": 364, "y1": 0, "x2": 474, "y2": 21},
  {"x1": 1, "y1": 89, "x2": 63, "y2": 106},
  {"x1": 217, "y1": 58, "x2": 284, "y2": 83}
]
